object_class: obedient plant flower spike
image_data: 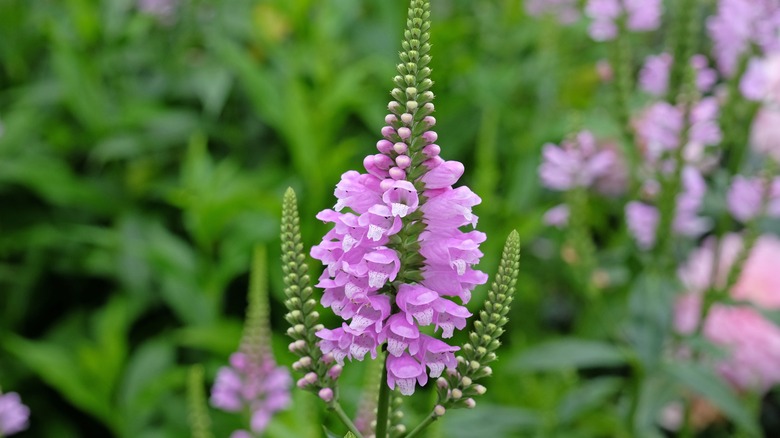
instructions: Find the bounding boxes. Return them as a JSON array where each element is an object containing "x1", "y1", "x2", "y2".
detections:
[
  {"x1": 448, "y1": 230, "x2": 520, "y2": 402},
  {"x1": 281, "y1": 188, "x2": 328, "y2": 383},
  {"x1": 281, "y1": 188, "x2": 364, "y2": 438},
  {"x1": 211, "y1": 245, "x2": 292, "y2": 436},
  {"x1": 187, "y1": 365, "x2": 214, "y2": 438},
  {"x1": 666, "y1": 0, "x2": 698, "y2": 102}
]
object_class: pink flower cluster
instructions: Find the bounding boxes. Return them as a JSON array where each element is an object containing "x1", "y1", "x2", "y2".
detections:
[
  {"x1": 638, "y1": 53, "x2": 717, "y2": 97},
  {"x1": 727, "y1": 175, "x2": 780, "y2": 222},
  {"x1": 539, "y1": 131, "x2": 625, "y2": 227},
  {"x1": 525, "y1": 0, "x2": 580, "y2": 24},
  {"x1": 676, "y1": 234, "x2": 780, "y2": 392},
  {"x1": 211, "y1": 352, "x2": 292, "y2": 437},
  {"x1": 585, "y1": 0, "x2": 663, "y2": 41},
  {"x1": 708, "y1": 0, "x2": 780, "y2": 76},
  {"x1": 312, "y1": 112, "x2": 487, "y2": 395},
  {"x1": 741, "y1": 53, "x2": 780, "y2": 162},
  {"x1": 0, "y1": 392, "x2": 29, "y2": 436}
]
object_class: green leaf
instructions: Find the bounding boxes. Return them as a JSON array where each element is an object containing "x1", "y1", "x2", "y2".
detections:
[
  {"x1": 442, "y1": 405, "x2": 541, "y2": 437},
  {"x1": 664, "y1": 362, "x2": 760, "y2": 435},
  {"x1": 512, "y1": 338, "x2": 627, "y2": 371},
  {"x1": 557, "y1": 377, "x2": 623, "y2": 424}
]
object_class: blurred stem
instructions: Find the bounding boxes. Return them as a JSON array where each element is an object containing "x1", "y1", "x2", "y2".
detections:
[
  {"x1": 610, "y1": 26, "x2": 638, "y2": 184},
  {"x1": 566, "y1": 187, "x2": 598, "y2": 298},
  {"x1": 405, "y1": 412, "x2": 437, "y2": 438},
  {"x1": 666, "y1": 0, "x2": 697, "y2": 101},
  {"x1": 375, "y1": 362, "x2": 391, "y2": 438},
  {"x1": 722, "y1": 54, "x2": 760, "y2": 174},
  {"x1": 329, "y1": 401, "x2": 365, "y2": 438}
]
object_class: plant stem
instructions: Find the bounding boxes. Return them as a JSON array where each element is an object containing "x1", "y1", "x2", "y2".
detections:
[
  {"x1": 375, "y1": 362, "x2": 391, "y2": 438},
  {"x1": 329, "y1": 401, "x2": 365, "y2": 438},
  {"x1": 404, "y1": 412, "x2": 438, "y2": 438}
]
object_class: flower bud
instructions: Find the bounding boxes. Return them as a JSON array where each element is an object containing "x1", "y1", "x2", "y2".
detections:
[
  {"x1": 385, "y1": 114, "x2": 397, "y2": 124},
  {"x1": 401, "y1": 113, "x2": 413, "y2": 125},
  {"x1": 464, "y1": 398, "x2": 476, "y2": 409},
  {"x1": 393, "y1": 142, "x2": 408, "y2": 154},
  {"x1": 313, "y1": 324, "x2": 324, "y2": 331},
  {"x1": 322, "y1": 352, "x2": 335, "y2": 364},
  {"x1": 451, "y1": 388, "x2": 462, "y2": 400},
  {"x1": 436, "y1": 377, "x2": 449, "y2": 389},
  {"x1": 318, "y1": 387, "x2": 334, "y2": 402},
  {"x1": 423, "y1": 115, "x2": 436, "y2": 127},
  {"x1": 389, "y1": 167, "x2": 406, "y2": 180},
  {"x1": 380, "y1": 178, "x2": 395, "y2": 191},
  {"x1": 474, "y1": 384, "x2": 486, "y2": 395},
  {"x1": 422, "y1": 91, "x2": 434, "y2": 101},
  {"x1": 433, "y1": 405, "x2": 446, "y2": 417},
  {"x1": 304, "y1": 372, "x2": 318, "y2": 384},
  {"x1": 296, "y1": 378, "x2": 308, "y2": 388},
  {"x1": 381, "y1": 126, "x2": 396, "y2": 139},
  {"x1": 397, "y1": 127, "x2": 412, "y2": 139},
  {"x1": 406, "y1": 101, "x2": 418, "y2": 111},
  {"x1": 294, "y1": 324, "x2": 305, "y2": 334},
  {"x1": 328, "y1": 365, "x2": 342, "y2": 379},
  {"x1": 299, "y1": 356, "x2": 312, "y2": 367},
  {"x1": 469, "y1": 360, "x2": 480, "y2": 371},
  {"x1": 292, "y1": 360, "x2": 303, "y2": 371},
  {"x1": 422, "y1": 144, "x2": 440, "y2": 157},
  {"x1": 396, "y1": 155, "x2": 411, "y2": 169},
  {"x1": 422, "y1": 131, "x2": 438, "y2": 144},
  {"x1": 406, "y1": 87, "x2": 418, "y2": 98},
  {"x1": 483, "y1": 366, "x2": 493, "y2": 376},
  {"x1": 461, "y1": 376, "x2": 472, "y2": 387},
  {"x1": 388, "y1": 101, "x2": 401, "y2": 112}
]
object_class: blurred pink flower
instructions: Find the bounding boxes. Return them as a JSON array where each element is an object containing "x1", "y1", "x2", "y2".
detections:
[
  {"x1": 727, "y1": 175, "x2": 780, "y2": 222},
  {"x1": 751, "y1": 107, "x2": 780, "y2": 161},
  {"x1": 539, "y1": 131, "x2": 616, "y2": 191},
  {"x1": 525, "y1": 0, "x2": 580, "y2": 24},
  {"x1": 676, "y1": 233, "x2": 780, "y2": 392}
]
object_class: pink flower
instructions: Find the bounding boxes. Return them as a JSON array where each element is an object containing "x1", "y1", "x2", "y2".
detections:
[
  {"x1": 676, "y1": 233, "x2": 780, "y2": 391},
  {"x1": 211, "y1": 352, "x2": 292, "y2": 435},
  {"x1": 639, "y1": 53, "x2": 673, "y2": 96},
  {"x1": 708, "y1": 0, "x2": 780, "y2": 76},
  {"x1": 625, "y1": 201, "x2": 659, "y2": 249},
  {"x1": 0, "y1": 392, "x2": 29, "y2": 436},
  {"x1": 543, "y1": 204, "x2": 570, "y2": 228},
  {"x1": 585, "y1": 0, "x2": 662, "y2": 41},
  {"x1": 539, "y1": 130, "x2": 616, "y2": 191},
  {"x1": 727, "y1": 175, "x2": 780, "y2": 222},
  {"x1": 386, "y1": 353, "x2": 429, "y2": 396},
  {"x1": 751, "y1": 107, "x2": 780, "y2": 161}
]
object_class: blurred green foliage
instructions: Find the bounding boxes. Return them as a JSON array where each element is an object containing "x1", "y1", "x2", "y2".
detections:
[{"x1": 4, "y1": 0, "x2": 743, "y2": 437}]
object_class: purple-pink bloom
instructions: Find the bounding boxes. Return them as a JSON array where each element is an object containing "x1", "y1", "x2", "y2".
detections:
[
  {"x1": 708, "y1": 0, "x2": 780, "y2": 76},
  {"x1": 211, "y1": 352, "x2": 292, "y2": 435},
  {"x1": 386, "y1": 353, "x2": 429, "y2": 396},
  {"x1": 728, "y1": 175, "x2": 780, "y2": 222},
  {"x1": 585, "y1": 0, "x2": 662, "y2": 41},
  {"x1": 673, "y1": 166, "x2": 711, "y2": 237},
  {"x1": 625, "y1": 201, "x2": 659, "y2": 249},
  {"x1": 0, "y1": 392, "x2": 29, "y2": 436},
  {"x1": 543, "y1": 204, "x2": 570, "y2": 228},
  {"x1": 539, "y1": 131, "x2": 615, "y2": 191},
  {"x1": 676, "y1": 234, "x2": 780, "y2": 392},
  {"x1": 639, "y1": 53, "x2": 673, "y2": 96}
]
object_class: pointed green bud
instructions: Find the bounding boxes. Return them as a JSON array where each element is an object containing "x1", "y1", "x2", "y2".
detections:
[{"x1": 187, "y1": 365, "x2": 214, "y2": 438}]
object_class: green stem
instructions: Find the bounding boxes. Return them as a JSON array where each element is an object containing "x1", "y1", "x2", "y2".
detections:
[
  {"x1": 329, "y1": 401, "x2": 365, "y2": 438},
  {"x1": 375, "y1": 362, "x2": 391, "y2": 438},
  {"x1": 404, "y1": 412, "x2": 437, "y2": 438}
]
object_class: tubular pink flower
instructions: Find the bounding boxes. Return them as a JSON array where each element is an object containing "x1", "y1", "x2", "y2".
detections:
[{"x1": 386, "y1": 353, "x2": 429, "y2": 396}]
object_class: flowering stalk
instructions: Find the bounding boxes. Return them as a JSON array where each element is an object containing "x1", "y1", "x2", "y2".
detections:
[
  {"x1": 280, "y1": 188, "x2": 361, "y2": 436},
  {"x1": 211, "y1": 245, "x2": 292, "y2": 437},
  {"x1": 187, "y1": 365, "x2": 214, "y2": 438}
]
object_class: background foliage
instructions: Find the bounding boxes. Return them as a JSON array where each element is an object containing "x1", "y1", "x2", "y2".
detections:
[{"x1": 2, "y1": 0, "x2": 776, "y2": 437}]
